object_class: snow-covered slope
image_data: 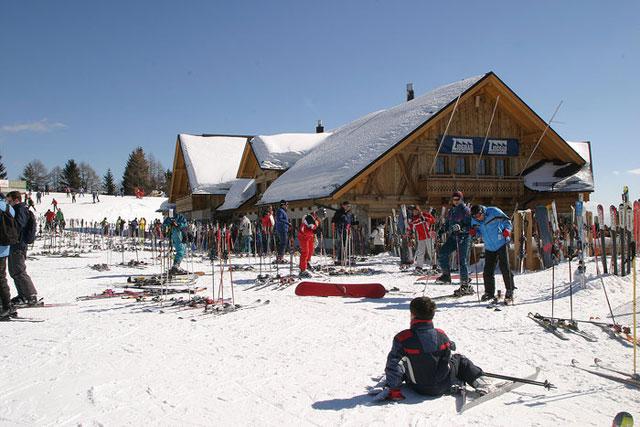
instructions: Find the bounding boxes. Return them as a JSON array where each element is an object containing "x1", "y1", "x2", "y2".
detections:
[
  {"x1": 34, "y1": 192, "x2": 164, "y2": 222},
  {"x1": 0, "y1": 245, "x2": 638, "y2": 425}
]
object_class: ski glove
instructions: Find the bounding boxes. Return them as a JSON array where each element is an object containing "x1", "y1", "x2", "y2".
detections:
[
  {"x1": 502, "y1": 229, "x2": 510, "y2": 238},
  {"x1": 450, "y1": 224, "x2": 461, "y2": 233},
  {"x1": 373, "y1": 387, "x2": 405, "y2": 401}
]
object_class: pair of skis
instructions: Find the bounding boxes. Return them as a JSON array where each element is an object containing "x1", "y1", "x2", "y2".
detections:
[
  {"x1": 571, "y1": 359, "x2": 639, "y2": 389},
  {"x1": 528, "y1": 313, "x2": 597, "y2": 341}
]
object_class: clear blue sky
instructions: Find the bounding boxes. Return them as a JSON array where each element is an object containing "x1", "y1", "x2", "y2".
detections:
[{"x1": 1, "y1": 0, "x2": 638, "y2": 205}]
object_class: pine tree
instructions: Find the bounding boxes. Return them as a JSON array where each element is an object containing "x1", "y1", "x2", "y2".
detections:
[
  {"x1": 122, "y1": 147, "x2": 150, "y2": 195},
  {"x1": 103, "y1": 169, "x2": 116, "y2": 195},
  {"x1": 21, "y1": 159, "x2": 49, "y2": 190},
  {"x1": 61, "y1": 159, "x2": 82, "y2": 190},
  {"x1": 163, "y1": 169, "x2": 173, "y2": 195},
  {"x1": 0, "y1": 155, "x2": 7, "y2": 179}
]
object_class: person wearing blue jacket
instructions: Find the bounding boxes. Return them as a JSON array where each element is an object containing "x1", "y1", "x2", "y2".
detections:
[
  {"x1": 274, "y1": 200, "x2": 290, "y2": 263},
  {"x1": 163, "y1": 210, "x2": 188, "y2": 275},
  {"x1": 437, "y1": 191, "x2": 473, "y2": 296},
  {"x1": 0, "y1": 195, "x2": 17, "y2": 319},
  {"x1": 470, "y1": 204, "x2": 515, "y2": 303}
]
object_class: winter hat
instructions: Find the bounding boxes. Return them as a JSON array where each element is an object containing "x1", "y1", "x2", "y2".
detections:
[
  {"x1": 279, "y1": 200, "x2": 287, "y2": 206},
  {"x1": 470, "y1": 205, "x2": 485, "y2": 217},
  {"x1": 315, "y1": 207, "x2": 327, "y2": 218},
  {"x1": 452, "y1": 191, "x2": 463, "y2": 199}
]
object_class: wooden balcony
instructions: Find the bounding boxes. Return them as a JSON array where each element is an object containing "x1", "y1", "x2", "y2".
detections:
[{"x1": 418, "y1": 175, "x2": 524, "y2": 199}]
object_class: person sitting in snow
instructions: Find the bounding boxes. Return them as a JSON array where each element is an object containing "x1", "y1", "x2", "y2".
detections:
[
  {"x1": 374, "y1": 296, "x2": 491, "y2": 401},
  {"x1": 298, "y1": 208, "x2": 325, "y2": 278},
  {"x1": 470, "y1": 204, "x2": 515, "y2": 303}
]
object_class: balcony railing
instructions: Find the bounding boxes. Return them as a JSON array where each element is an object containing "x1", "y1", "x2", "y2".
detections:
[{"x1": 418, "y1": 175, "x2": 524, "y2": 198}]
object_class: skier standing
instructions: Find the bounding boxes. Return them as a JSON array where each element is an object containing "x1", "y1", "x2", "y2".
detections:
[
  {"x1": 163, "y1": 211, "x2": 187, "y2": 274},
  {"x1": 5, "y1": 191, "x2": 39, "y2": 306},
  {"x1": 332, "y1": 201, "x2": 355, "y2": 265},
  {"x1": 239, "y1": 214, "x2": 253, "y2": 256},
  {"x1": 44, "y1": 209, "x2": 55, "y2": 231},
  {"x1": 260, "y1": 207, "x2": 274, "y2": 255},
  {"x1": 470, "y1": 205, "x2": 515, "y2": 303},
  {"x1": 437, "y1": 191, "x2": 473, "y2": 296},
  {"x1": 51, "y1": 198, "x2": 58, "y2": 212},
  {"x1": 274, "y1": 200, "x2": 289, "y2": 263},
  {"x1": 409, "y1": 206, "x2": 436, "y2": 273},
  {"x1": 369, "y1": 222, "x2": 386, "y2": 255},
  {"x1": 298, "y1": 208, "x2": 325, "y2": 278},
  {"x1": 374, "y1": 296, "x2": 490, "y2": 401},
  {"x1": 0, "y1": 196, "x2": 16, "y2": 319},
  {"x1": 55, "y1": 209, "x2": 65, "y2": 232}
]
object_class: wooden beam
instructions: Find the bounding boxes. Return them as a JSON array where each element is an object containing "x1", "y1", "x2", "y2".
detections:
[{"x1": 396, "y1": 154, "x2": 419, "y2": 196}]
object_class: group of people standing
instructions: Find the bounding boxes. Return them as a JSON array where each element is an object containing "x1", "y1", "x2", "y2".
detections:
[{"x1": 402, "y1": 191, "x2": 515, "y2": 302}]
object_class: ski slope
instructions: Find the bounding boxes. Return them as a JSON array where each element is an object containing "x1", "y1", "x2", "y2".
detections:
[
  {"x1": 0, "y1": 214, "x2": 638, "y2": 425},
  {"x1": 32, "y1": 192, "x2": 165, "y2": 223}
]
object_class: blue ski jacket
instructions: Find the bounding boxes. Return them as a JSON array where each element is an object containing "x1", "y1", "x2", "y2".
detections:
[
  {"x1": 275, "y1": 207, "x2": 289, "y2": 234},
  {"x1": 471, "y1": 206, "x2": 512, "y2": 252}
]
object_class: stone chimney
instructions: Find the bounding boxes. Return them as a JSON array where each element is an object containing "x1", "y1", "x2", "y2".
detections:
[{"x1": 315, "y1": 120, "x2": 324, "y2": 133}]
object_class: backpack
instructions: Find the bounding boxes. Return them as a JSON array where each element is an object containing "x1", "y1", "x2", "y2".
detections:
[
  {"x1": 23, "y1": 209, "x2": 38, "y2": 244},
  {"x1": 0, "y1": 204, "x2": 19, "y2": 246}
]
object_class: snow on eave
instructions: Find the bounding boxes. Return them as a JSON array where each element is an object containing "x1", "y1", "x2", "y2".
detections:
[
  {"x1": 217, "y1": 179, "x2": 257, "y2": 211},
  {"x1": 178, "y1": 133, "x2": 250, "y2": 195},
  {"x1": 250, "y1": 132, "x2": 331, "y2": 171},
  {"x1": 523, "y1": 140, "x2": 594, "y2": 193},
  {"x1": 258, "y1": 73, "x2": 489, "y2": 205}
]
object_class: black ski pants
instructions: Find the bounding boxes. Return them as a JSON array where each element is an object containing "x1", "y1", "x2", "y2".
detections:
[
  {"x1": 0, "y1": 257, "x2": 10, "y2": 310},
  {"x1": 9, "y1": 248, "x2": 37, "y2": 298},
  {"x1": 483, "y1": 244, "x2": 514, "y2": 295},
  {"x1": 407, "y1": 354, "x2": 484, "y2": 396}
]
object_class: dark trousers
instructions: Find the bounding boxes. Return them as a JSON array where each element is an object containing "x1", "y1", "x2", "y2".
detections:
[
  {"x1": 438, "y1": 234, "x2": 470, "y2": 280},
  {"x1": 276, "y1": 229, "x2": 288, "y2": 258},
  {"x1": 0, "y1": 257, "x2": 10, "y2": 310},
  {"x1": 9, "y1": 248, "x2": 37, "y2": 298},
  {"x1": 407, "y1": 354, "x2": 483, "y2": 396},
  {"x1": 483, "y1": 244, "x2": 514, "y2": 295}
]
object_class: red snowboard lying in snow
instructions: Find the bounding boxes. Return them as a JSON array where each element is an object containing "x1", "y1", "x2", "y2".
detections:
[{"x1": 295, "y1": 281, "x2": 386, "y2": 298}]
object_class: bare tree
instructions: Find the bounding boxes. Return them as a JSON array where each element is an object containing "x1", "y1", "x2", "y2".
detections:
[
  {"x1": 79, "y1": 162, "x2": 101, "y2": 192},
  {"x1": 21, "y1": 159, "x2": 49, "y2": 190}
]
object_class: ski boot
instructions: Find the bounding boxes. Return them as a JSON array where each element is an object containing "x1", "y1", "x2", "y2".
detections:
[
  {"x1": 169, "y1": 265, "x2": 188, "y2": 276},
  {"x1": 471, "y1": 377, "x2": 495, "y2": 395},
  {"x1": 435, "y1": 273, "x2": 451, "y2": 284},
  {"x1": 480, "y1": 293, "x2": 495, "y2": 302},
  {"x1": 504, "y1": 289, "x2": 514, "y2": 305},
  {"x1": 298, "y1": 270, "x2": 312, "y2": 279},
  {"x1": 453, "y1": 281, "x2": 474, "y2": 297}
]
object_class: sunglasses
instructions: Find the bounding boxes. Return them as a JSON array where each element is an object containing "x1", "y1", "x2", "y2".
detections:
[{"x1": 452, "y1": 197, "x2": 461, "y2": 202}]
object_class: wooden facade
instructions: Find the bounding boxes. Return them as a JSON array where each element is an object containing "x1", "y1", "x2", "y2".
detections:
[{"x1": 309, "y1": 73, "x2": 590, "y2": 223}]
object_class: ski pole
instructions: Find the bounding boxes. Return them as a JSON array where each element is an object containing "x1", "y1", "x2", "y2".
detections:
[{"x1": 481, "y1": 372, "x2": 556, "y2": 390}]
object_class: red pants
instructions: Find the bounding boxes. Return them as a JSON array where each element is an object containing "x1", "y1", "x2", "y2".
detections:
[{"x1": 299, "y1": 235, "x2": 314, "y2": 271}]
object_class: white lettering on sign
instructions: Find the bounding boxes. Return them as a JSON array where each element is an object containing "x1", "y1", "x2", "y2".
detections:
[
  {"x1": 487, "y1": 139, "x2": 508, "y2": 155},
  {"x1": 451, "y1": 138, "x2": 474, "y2": 154}
]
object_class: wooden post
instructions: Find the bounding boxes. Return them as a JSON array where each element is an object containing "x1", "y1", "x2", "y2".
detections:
[
  {"x1": 513, "y1": 210, "x2": 522, "y2": 270},
  {"x1": 525, "y1": 209, "x2": 536, "y2": 271}
]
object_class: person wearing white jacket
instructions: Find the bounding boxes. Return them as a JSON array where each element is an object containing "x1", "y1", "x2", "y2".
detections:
[{"x1": 369, "y1": 223, "x2": 386, "y2": 255}]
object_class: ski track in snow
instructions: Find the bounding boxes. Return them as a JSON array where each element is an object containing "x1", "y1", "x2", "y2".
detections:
[{"x1": 0, "y1": 198, "x2": 639, "y2": 425}]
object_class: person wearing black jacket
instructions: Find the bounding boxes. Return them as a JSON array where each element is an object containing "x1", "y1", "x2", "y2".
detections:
[
  {"x1": 373, "y1": 296, "x2": 491, "y2": 401},
  {"x1": 6, "y1": 191, "x2": 38, "y2": 306},
  {"x1": 331, "y1": 201, "x2": 354, "y2": 264}
]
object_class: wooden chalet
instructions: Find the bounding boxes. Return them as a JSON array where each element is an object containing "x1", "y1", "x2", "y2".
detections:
[
  {"x1": 258, "y1": 72, "x2": 593, "y2": 227},
  {"x1": 168, "y1": 133, "x2": 252, "y2": 220}
]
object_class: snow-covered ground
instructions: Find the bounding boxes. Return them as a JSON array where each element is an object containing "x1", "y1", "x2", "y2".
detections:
[
  {"x1": 0, "y1": 196, "x2": 638, "y2": 426},
  {"x1": 32, "y1": 192, "x2": 164, "y2": 223}
]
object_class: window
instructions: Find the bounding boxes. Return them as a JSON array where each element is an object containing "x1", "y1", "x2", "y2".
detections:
[
  {"x1": 477, "y1": 158, "x2": 489, "y2": 175},
  {"x1": 454, "y1": 157, "x2": 467, "y2": 175},
  {"x1": 435, "y1": 157, "x2": 447, "y2": 174},
  {"x1": 495, "y1": 159, "x2": 507, "y2": 176}
]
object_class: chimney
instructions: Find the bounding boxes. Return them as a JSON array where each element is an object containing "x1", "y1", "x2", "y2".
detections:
[
  {"x1": 315, "y1": 119, "x2": 324, "y2": 133},
  {"x1": 406, "y1": 83, "x2": 414, "y2": 101}
]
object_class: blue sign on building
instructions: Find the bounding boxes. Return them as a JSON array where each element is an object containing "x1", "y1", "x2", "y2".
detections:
[{"x1": 439, "y1": 136, "x2": 519, "y2": 156}]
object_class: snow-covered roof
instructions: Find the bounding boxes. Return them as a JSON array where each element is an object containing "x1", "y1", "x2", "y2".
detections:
[
  {"x1": 258, "y1": 74, "x2": 486, "y2": 204},
  {"x1": 179, "y1": 134, "x2": 250, "y2": 195},
  {"x1": 217, "y1": 179, "x2": 257, "y2": 211},
  {"x1": 523, "y1": 141, "x2": 594, "y2": 192},
  {"x1": 251, "y1": 133, "x2": 330, "y2": 170}
]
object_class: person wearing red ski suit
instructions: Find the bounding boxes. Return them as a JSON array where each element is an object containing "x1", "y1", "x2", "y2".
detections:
[
  {"x1": 298, "y1": 212, "x2": 320, "y2": 273},
  {"x1": 409, "y1": 209, "x2": 436, "y2": 270}
]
